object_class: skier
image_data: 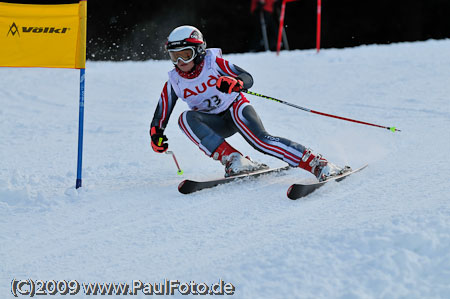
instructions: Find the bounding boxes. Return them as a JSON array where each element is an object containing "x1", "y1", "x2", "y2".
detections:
[{"x1": 150, "y1": 25, "x2": 348, "y2": 180}]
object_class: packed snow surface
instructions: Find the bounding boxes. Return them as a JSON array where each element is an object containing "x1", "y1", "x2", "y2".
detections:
[{"x1": 1, "y1": 40, "x2": 450, "y2": 298}]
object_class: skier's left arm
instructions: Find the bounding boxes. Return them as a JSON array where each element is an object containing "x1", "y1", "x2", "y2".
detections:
[{"x1": 215, "y1": 57, "x2": 253, "y2": 94}]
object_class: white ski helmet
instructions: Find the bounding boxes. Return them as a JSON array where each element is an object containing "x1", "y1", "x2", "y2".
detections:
[{"x1": 166, "y1": 25, "x2": 207, "y2": 65}]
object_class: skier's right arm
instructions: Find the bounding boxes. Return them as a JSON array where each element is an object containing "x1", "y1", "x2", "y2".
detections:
[{"x1": 150, "y1": 81, "x2": 178, "y2": 153}]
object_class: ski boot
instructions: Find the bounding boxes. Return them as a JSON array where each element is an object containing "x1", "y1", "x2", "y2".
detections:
[
  {"x1": 223, "y1": 152, "x2": 269, "y2": 177},
  {"x1": 212, "y1": 141, "x2": 269, "y2": 177},
  {"x1": 298, "y1": 149, "x2": 351, "y2": 182}
]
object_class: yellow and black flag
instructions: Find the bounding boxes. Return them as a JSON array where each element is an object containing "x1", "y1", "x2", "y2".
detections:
[
  {"x1": 0, "y1": 0, "x2": 86, "y2": 68},
  {"x1": 0, "y1": 0, "x2": 88, "y2": 188}
]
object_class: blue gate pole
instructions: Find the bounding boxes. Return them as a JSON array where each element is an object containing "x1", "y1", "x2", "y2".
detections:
[{"x1": 76, "y1": 68, "x2": 85, "y2": 189}]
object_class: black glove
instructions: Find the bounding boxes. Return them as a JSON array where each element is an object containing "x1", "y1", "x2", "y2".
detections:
[
  {"x1": 150, "y1": 126, "x2": 168, "y2": 153},
  {"x1": 216, "y1": 76, "x2": 244, "y2": 94}
]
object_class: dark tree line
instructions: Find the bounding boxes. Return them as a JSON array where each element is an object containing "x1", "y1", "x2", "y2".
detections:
[{"x1": 5, "y1": 0, "x2": 450, "y2": 60}]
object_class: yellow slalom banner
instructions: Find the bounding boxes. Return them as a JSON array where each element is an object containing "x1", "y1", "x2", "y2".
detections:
[{"x1": 0, "y1": 0, "x2": 86, "y2": 69}]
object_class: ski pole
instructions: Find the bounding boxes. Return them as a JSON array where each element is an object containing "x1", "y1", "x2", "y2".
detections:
[
  {"x1": 243, "y1": 90, "x2": 401, "y2": 132},
  {"x1": 166, "y1": 151, "x2": 183, "y2": 175},
  {"x1": 158, "y1": 137, "x2": 184, "y2": 175}
]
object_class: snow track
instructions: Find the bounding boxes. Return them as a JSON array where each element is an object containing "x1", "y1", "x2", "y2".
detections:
[{"x1": 1, "y1": 40, "x2": 450, "y2": 298}]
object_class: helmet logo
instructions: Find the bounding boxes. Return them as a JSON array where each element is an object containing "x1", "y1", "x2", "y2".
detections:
[{"x1": 190, "y1": 30, "x2": 201, "y2": 40}]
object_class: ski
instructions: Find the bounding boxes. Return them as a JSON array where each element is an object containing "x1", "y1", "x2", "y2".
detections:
[
  {"x1": 178, "y1": 165, "x2": 290, "y2": 194},
  {"x1": 287, "y1": 164, "x2": 368, "y2": 200}
]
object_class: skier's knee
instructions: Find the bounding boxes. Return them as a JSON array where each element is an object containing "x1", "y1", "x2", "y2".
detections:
[{"x1": 178, "y1": 111, "x2": 190, "y2": 131}]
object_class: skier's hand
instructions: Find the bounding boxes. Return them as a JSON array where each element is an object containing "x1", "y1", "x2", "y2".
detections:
[
  {"x1": 150, "y1": 126, "x2": 168, "y2": 153},
  {"x1": 216, "y1": 76, "x2": 243, "y2": 94}
]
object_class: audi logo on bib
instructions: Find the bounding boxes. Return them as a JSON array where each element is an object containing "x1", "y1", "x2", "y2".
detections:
[{"x1": 183, "y1": 75, "x2": 218, "y2": 98}]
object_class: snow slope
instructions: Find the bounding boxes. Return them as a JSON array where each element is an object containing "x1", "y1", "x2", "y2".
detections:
[{"x1": 1, "y1": 40, "x2": 450, "y2": 298}]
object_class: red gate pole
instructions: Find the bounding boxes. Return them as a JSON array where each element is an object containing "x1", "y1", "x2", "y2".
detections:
[
  {"x1": 276, "y1": 0, "x2": 287, "y2": 56},
  {"x1": 316, "y1": 0, "x2": 322, "y2": 53}
]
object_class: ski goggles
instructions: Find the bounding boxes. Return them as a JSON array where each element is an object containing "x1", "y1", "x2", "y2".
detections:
[{"x1": 168, "y1": 46, "x2": 196, "y2": 64}]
